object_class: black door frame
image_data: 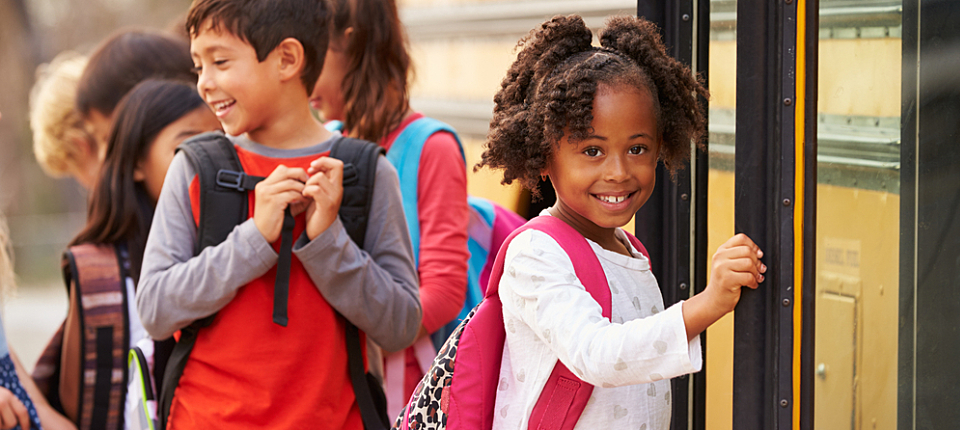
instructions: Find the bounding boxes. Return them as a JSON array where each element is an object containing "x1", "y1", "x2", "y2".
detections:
[
  {"x1": 635, "y1": 1, "x2": 710, "y2": 429},
  {"x1": 731, "y1": 0, "x2": 818, "y2": 429},
  {"x1": 637, "y1": 0, "x2": 818, "y2": 428}
]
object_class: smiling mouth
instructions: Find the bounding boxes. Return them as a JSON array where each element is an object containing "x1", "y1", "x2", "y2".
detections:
[
  {"x1": 212, "y1": 99, "x2": 236, "y2": 113},
  {"x1": 594, "y1": 192, "x2": 634, "y2": 204}
]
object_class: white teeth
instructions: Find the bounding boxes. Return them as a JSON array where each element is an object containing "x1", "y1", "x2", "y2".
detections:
[
  {"x1": 597, "y1": 195, "x2": 626, "y2": 204},
  {"x1": 213, "y1": 100, "x2": 234, "y2": 111}
]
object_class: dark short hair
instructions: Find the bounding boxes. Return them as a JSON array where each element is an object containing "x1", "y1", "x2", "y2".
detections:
[
  {"x1": 76, "y1": 29, "x2": 195, "y2": 117},
  {"x1": 185, "y1": 0, "x2": 330, "y2": 95}
]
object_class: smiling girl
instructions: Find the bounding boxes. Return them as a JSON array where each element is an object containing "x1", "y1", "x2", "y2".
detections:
[{"x1": 476, "y1": 15, "x2": 766, "y2": 428}]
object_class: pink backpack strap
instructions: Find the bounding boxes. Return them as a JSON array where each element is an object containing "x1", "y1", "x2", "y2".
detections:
[
  {"x1": 524, "y1": 217, "x2": 611, "y2": 430},
  {"x1": 439, "y1": 218, "x2": 646, "y2": 430},
  {"x1": 624, "y1": 231, "x2": 651, "y2": 262}
]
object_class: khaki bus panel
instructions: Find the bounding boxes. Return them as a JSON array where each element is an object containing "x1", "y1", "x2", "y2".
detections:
[
  {"x1": 705, "y1": 168, "x2": 735, "y2": 430},
  {"x1": 814, "y1": 291, "x2": 858, "y2": 430},
  {"x1": 818, "y1": 38, "x2": 901, "y2": 117},
  {"x1": 816, "y1": 184, "x2": 899, "y2": 430}
]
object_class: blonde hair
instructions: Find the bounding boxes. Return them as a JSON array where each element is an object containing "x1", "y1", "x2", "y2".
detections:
[
  {"x1": 0, "y1": 212, "x2": 14, "y2": 300},
  {"x1": 30, "y1": 51, "x2": 94, "y2": 177}
]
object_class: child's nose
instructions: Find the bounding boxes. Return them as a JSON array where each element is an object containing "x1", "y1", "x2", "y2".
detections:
[
  {"x1": 604, "y1": 156, "x2": 630, "y2": 182},
  {"x1": 197, "y1": 69, "x2": 215, "y2": 94}
]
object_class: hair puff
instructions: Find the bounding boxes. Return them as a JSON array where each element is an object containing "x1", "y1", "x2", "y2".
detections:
[{"x1": 478, "y1": 14, "x2": 708, "y2": 197}]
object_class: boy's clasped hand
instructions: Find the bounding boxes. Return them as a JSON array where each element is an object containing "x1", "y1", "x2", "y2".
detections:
[{"x1": 253, "y1": 156, "x2": 344, "y2": 243}]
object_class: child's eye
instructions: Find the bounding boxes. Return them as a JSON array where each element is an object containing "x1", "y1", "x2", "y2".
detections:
[
  {"x1": 629, "y1": 145, "x2": 646, "y2": 155},
  {"x1": 583, "y1": 147, "x2": 601, "y2": 157},
  {"x1": 214, "y1": 59, "x2": 228, "y2": 66}
]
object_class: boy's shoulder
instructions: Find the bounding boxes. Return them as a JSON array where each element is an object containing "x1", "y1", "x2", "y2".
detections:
[{"x1": 229, "y1": 132, "x2": 337, "y2": 159}]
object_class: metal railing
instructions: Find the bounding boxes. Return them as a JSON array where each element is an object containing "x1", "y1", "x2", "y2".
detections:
[
  {"x1": 401, "y1": 0, "x2": 903, "y2": 40},
  {"x1": 401, "y1": 0, "x2": 638, "y2": 40}
]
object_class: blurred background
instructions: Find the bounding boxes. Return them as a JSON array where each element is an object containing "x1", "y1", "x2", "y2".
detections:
[
  {"x1": 0, "y1": 0, "x2": 638, "y2": 370},
  {"x1": 8, "y1": 1, "x2": 956, "y2": 428},
  {"x1": 0, "y1": 0, "x2": 195, "y2": 370}
]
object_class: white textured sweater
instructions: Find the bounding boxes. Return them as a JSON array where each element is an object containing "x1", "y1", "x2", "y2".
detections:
[{"x1": 493, "y1": 225, "x2": 702, "y2": 429}]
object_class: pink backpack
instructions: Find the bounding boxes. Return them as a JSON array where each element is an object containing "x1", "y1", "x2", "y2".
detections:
[{"x1": 393, "y1": 216, "x2": 649, "y2": 430}]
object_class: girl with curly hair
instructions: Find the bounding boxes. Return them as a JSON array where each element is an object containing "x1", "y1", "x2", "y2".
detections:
[{"x1": 478, "y1": 15, "x2": 765, "y2": 428}]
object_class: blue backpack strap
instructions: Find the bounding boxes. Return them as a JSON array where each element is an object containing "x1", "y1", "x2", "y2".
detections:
[
  {"x1": 389, "y1": 118, "x2": 504, "y2": 349},
  {"x1": 386, "y1": 117, "x2": 464, "y2": 265}
]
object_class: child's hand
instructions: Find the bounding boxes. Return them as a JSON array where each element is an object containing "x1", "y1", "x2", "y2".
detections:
[
  {"x1": 303, "y1": 156, "x2": 344, "y2": 240},
  {"x1": 253, "y1": 165, "x2": 309, "y2": 243},
  {"x1": 682, "y1": 233, "x2": 764, "y2": 340},
  {"x1": 0, "y1": 387, "x2": 30, "y2": 430},
  {"x1": 705, "y1": 233, "x2": 765, "y2": 314}
]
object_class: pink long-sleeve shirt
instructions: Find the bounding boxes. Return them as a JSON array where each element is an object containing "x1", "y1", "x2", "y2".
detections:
[
  {"x1": 380, "y1": 113, "x2": 470, "y2": 334},
  {"x1": 380, "y1": 113, "x2": 470, "y2": 398}
]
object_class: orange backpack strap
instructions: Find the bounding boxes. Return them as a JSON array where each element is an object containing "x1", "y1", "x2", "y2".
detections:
[{"x1": 62, "y1": 243, "x2": 129, "y2": 430}]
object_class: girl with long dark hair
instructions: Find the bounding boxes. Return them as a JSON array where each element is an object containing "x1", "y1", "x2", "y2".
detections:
[
  {"x1": 72, "y1": 79, "x2": 220, "y2": 278},
  {"x1": 34, "y1": 80, "x2": 220, "y2": 429}
]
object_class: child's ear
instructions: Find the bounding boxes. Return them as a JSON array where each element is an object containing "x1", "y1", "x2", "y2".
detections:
[
  {"x1": 275, "y1": 37, "x2": 306, "y2": 83},
  {"x1": 336, "y1": 27, "x2": 354, "y2": 48}
]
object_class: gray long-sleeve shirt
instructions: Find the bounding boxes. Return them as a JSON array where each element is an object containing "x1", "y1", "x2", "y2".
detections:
[{"x1": 136, "y1": 133, "x2": 421, "y2": 352}]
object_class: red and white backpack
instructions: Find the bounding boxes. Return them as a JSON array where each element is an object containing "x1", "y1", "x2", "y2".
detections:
[{"x1": 393, "y1": 215, "x2": 650, "y2": 430}]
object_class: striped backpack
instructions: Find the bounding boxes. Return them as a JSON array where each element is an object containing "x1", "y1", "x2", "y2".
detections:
[
  {"x1": 393, "y1": 215, "x2": 650, "y2": 430},
  {"x1": 32, "y1": 244, "x2": 135, "y2": 430}
]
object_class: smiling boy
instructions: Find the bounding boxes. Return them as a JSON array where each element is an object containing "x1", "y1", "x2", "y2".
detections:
[{"x1": 135, "y1": 0, "x2": 421, "y2": 428}]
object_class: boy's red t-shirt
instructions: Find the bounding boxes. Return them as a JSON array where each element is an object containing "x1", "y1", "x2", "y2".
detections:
[{"x1": 168, "y1": 146, "x2": 364, "y2": 430}]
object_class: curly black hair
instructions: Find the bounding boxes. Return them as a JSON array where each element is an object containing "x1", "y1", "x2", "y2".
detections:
[{"x1": 477, "y1": 15, "x2": 708, "y2": 197}]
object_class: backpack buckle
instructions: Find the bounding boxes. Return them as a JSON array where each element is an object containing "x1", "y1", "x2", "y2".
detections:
[{"x1": 216, "y1": 170, "x2": 248, "y2": 191}]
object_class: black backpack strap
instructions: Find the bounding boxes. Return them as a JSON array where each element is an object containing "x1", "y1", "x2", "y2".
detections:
[
  {"x1": 177, "y1": 132, "x2": 252, "y2": 253},
  {"x1": 160, "y1": 132, "x2": 259, "y2": 429},
  {"x1": 329, "y1": 137, "x2": 389, "y2": 429},
  {"x1": 272, "y1": 207, "x2": 295, "y2": 326},
  {"x1": 346, "y1": 323, "x2": 388, "y2": 429},
  {"x1": 330, "y1": 137, "x2": 383, "y2": 247}
]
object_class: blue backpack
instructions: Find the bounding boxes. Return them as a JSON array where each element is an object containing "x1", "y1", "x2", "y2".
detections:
[{"x1": 326, "y1": 118, "x2": 526, "y2": 345}]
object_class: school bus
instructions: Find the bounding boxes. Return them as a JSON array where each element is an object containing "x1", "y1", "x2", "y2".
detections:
[{"x1": 401, "y1": 0, "x2": 960, "y2": 428}]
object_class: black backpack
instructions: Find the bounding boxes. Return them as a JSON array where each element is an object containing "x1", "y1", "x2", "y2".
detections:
[{"x1": 157, "y1": 131, "x2": 390, "y2": 430}]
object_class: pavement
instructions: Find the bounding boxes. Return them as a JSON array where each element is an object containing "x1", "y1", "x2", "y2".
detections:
[{"x1": 3, "y1": 281, "x2": 69, "y2": 371}]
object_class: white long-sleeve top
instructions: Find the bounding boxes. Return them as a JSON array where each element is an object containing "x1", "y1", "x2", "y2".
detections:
[{"x1": 493, "y1": 226, "x2": 702, "y2": 429}]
